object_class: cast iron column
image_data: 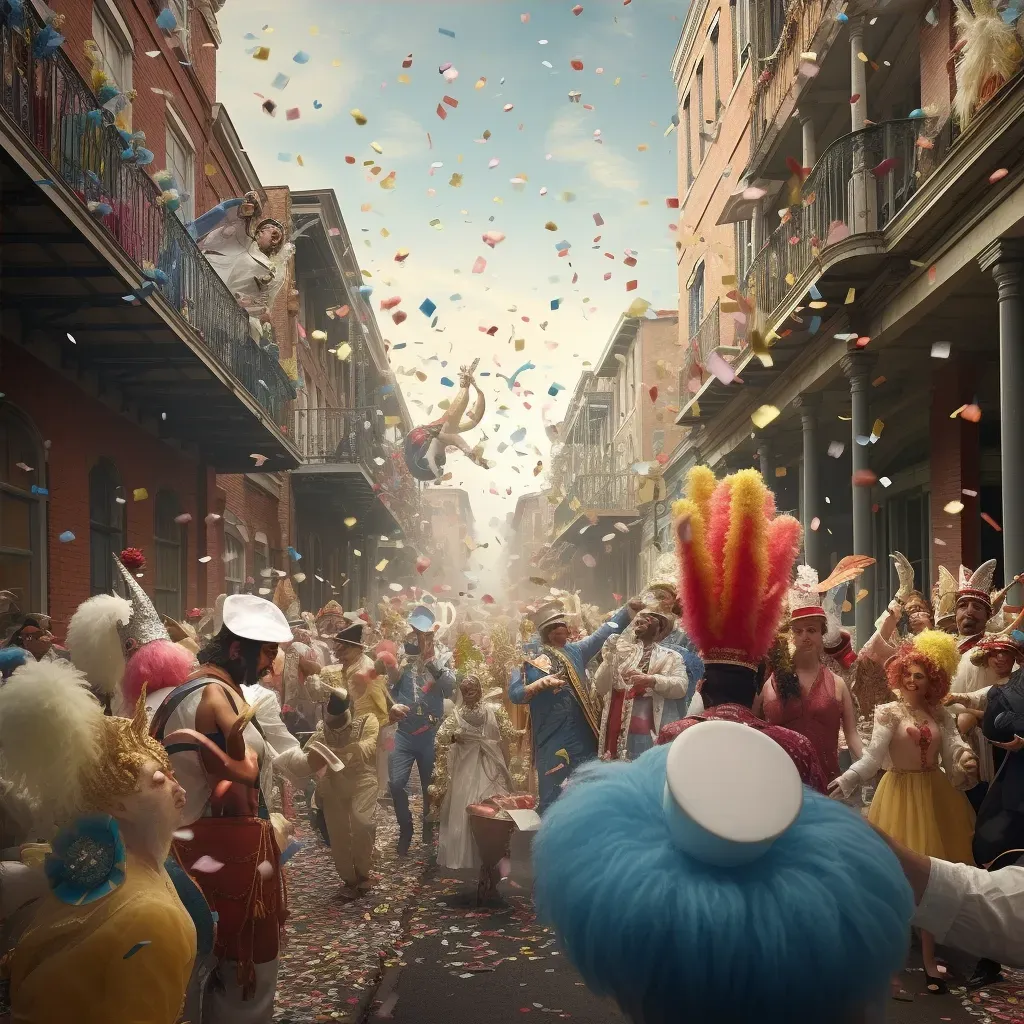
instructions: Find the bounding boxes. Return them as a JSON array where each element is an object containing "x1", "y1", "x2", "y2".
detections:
[
  {"x1": 757, "y1": 440, "x2": 774, "y2": 490},
  {"x1": 980, "y1": 239, "x2": 1024, "y2": 601},
  {"x1": 843, "y1": 352, "x2": 873, "y2": 648},
  {"x1": 794, "y1": 396, "x2": 821, "y2": 572}
]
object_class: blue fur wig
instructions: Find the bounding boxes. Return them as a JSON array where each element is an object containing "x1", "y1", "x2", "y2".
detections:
[
  {"x1": 533, "y1": 746, "x2": 913, "y2": 1024},
  {"x1": 0, "y1": 646, "x2": 28, "y2": 680}
]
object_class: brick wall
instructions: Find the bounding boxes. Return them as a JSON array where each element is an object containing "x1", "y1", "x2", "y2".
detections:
[
  {"x1": 216, "y1": 472, "x2": 293, "y2": 592},
  {"x1": 2, "y1": 339, "x2": 210, "y2": 636},
  {"x1": 919, "y1": 0, "x2": 954, "y2": 124},
  {"x1": 53, "y1": 0, "x2": 246, "y2": 215},
  {"x1": 638, "y1": 315, "x2": 687, "y2": 458},
  {"x1": 676, "y1": 3, "x2": 752, "y2": 352},
  {"x1": 929, "y1": 358, "x2": 980, "y2": 573}
]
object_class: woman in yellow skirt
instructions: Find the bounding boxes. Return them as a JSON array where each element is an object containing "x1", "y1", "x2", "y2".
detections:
[{"x1": 829, "y1": 629, "x2": 978, "y2": 994}]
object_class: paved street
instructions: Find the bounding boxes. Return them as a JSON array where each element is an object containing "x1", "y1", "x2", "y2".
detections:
[{"x1": 273, "y1": 799, "x2": 1024, "y2": 1024}]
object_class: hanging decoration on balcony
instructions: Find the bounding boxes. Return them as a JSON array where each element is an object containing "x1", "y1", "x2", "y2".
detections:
[
  {"x1": 952, "y1": 0, "x2": 1023, "y2": 128},
  {"x1": 403, "y1": 359, "x2": 490, "y2": 482},
  {"x1": 30, "y1": 5, "x2": 64, "y2": 59},
  {"x1": 85, "y1": 40, "x2": 136, "y2": 134}
]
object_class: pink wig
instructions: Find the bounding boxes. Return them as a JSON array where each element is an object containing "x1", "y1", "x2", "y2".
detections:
[{"x1": 121, "y1": 639, "x2": 195, "y2": 707}]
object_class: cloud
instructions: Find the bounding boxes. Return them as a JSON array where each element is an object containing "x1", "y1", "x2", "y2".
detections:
[
  {"x1": 372, "y1": 110, "x2": 432, "y2": 162},
  {"x1": 544, "y1": 112, "x2": 642, "y2": 193}
]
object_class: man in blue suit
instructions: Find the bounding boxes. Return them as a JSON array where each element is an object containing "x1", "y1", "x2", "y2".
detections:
[
  {"x1": 383, "y1": 605, "x2": 456, "y2": 856},
  {"x1": 510, "y1": 598, "x2": 639, "y2": 813}
]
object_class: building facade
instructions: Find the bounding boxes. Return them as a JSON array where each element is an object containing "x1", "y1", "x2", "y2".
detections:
[
  {"x1": 0, "y1": 2, "x2": 414, "y2": 633},
  {"x1": 507, "y1": 490, "x2": 553, "y2": 605},
  {"x1": 668, "y1": 0, "x2": 1024, "y2": 643},
  {"x1": 545, "y1": 313, "x2": 685, "y2": 607}
]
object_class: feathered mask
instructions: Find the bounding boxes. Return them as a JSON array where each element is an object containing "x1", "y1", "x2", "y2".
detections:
[{"x1": 675, "y1": 467, "x2": 801, "y2": 669}]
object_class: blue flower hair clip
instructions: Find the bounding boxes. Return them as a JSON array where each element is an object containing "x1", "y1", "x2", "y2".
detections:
[{"x1": 45, "y1": 814, "x2": 126, "y2": 905}]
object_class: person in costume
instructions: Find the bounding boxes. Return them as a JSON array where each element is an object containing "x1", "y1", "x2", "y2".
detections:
[
  {"x1": 303, "y1": 681, "x2": 379, "y2": 895},
  {"x1": 66, "y1": 552, "x2": 196, "y2": 718},
  {"x1": 860, "y1": 553, "x2": 934, "y2": 668},
  {"x1": 2, "y1": 614, "x2": 65, "y2": 664},
  {"x1": 533, "y1": 720, "x2": 914, "y2": 1024},
  {"x1": 190, "y1": 191, "x2": 292, "y2": 340},
  {"x1": 509, "y1": 597, "x2": 637, "y2": 813},
  {"x1": 0, "y1": 659, "x2": 196, "y2": 1024},
  {"x1": 594, "y1": 602, "x2": 688, "y2": 762},
  {"x1": 316, "y1": 622, "x2": 389, "y2": 725},
  {"x1": 149, "y1": 594, "x2": 318, "y2": 1023},
  {"x1": 655, "y1": 469, "x2": 828, "y2": 793},
  {"x1": 965, "y1": 631, "x2": 1024, "y2": 988},
  {"x1": 430, "y1": 673, "x2": 520, "y2": 872},
  {"x1": 403, "y1": 362, "x2": 490, "y2": 482},
  {"x1": 755, "y1": 566, "x2": 863, "y2": 781},
  {"x1": 379, "y1": 605, "x2": 456, "y2": 855},
  {"x1": 829, "y1": 629, "x2": 979, "y2": 992},
  {"x1": 642, "y1": 551, "x2": 705, "y2": 710}
]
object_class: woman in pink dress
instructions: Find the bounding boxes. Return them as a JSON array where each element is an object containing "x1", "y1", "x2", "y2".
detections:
[{"x1": 754, "y1": 566, "x2": 863, "y2": 780}]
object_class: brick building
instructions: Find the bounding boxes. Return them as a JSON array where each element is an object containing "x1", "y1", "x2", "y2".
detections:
[
  {"x1": 0, "y1": 2, "x2": 414, "y2": 635},
  {"x1": 666, "y1": 0, "x2": 1024, "y2": 643}
]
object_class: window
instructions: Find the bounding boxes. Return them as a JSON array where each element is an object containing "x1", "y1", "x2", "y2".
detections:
[
  {"x1": 253, "y1": 537, "x2": 270, "y2": 581},
  {"x1": 91, "y1": 2, "x2": 132, "y2": 94},
  {"x1": 154, "y1": 491, "x2": 186, "y2": 617},
  {"x1": 688, "y1": 262, "x2": 705, "y2": 339},
  {"x1": 224, "y1": 526, "x2": 246, "y2": 594},
  {"x1": 167, "y1": 0, "x2": 189, "y2": 55},
  {"x1": 696, "y1": 63, "x2": 706, "y2": 162},
  {"x1": 711, "y1": 27, "x2": 721, "y2": 115},
  {"x1": 735, "y1": 219, "x2": 753, "y2": 282},
  {"x1": 89, "y1": 459, "x2": 125, "y2": 595},
  {"x1": 683, "y1": 96, "x2": 693, "y2": 187},
  {"x1": 165, "y1": 117, "x2": 195, "y2": 224},
  {"x1": 731, "y1": 0, "x2": 750, "y2": 78},
  {"x1": 0, "y1": 407, "x2": 45, "y2": 610}
]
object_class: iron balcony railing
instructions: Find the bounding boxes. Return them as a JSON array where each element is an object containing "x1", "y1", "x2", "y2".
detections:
[
  {"x1": 751, "y1": 0, "x2": 834, "y2": 154},
  {"x1": 293, "y1": 406, "x2": 389, "y2": 470},
  {"x1": 742, "y1": 119, "x2": 923, "y2": 331},
  {"x1": 554, "y1": 471, "x2": 637, "y2": 536},
  {"x1": 0, "y1": 13, "x2": 293, "y2": 424}
]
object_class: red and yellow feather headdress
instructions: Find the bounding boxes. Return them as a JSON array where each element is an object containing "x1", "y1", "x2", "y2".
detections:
[{"x1": 675, "y1": 467, "x2": 802, "y2": 670}]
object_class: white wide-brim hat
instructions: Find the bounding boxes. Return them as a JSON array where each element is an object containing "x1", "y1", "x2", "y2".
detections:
[{"x1": 222, "y1": 594, "x2": 293, "y2": 644}]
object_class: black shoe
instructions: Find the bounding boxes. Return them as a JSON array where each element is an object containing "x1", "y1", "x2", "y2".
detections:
[
  {"x1": 967, "y1": 958, "x2": 1003, "y2": 990},
  {"x1": 397, "y1": 825, "x2": 413, "y2": 857}
]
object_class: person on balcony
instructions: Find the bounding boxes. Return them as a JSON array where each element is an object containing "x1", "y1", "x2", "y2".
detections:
[
  {"x1": 403, "y1": 363, "x2": 490, "y2": 482},
  {"x1": 191, "y1": 191, "x2": 292, "y2": 343}
]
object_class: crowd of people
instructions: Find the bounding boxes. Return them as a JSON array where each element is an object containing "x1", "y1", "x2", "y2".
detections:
[{"x1": 2, "y1": 466, "x2": 1024, "y2": 1022}]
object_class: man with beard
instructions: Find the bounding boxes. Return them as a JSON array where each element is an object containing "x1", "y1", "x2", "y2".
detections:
[{"x1": 149, "y1": 594, "x2": 310, "y2": 1023}]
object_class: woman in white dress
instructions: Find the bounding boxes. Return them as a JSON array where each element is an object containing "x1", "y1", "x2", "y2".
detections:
[{"x1": 430, "y1": 675, "x2": 518, "y2": 871}]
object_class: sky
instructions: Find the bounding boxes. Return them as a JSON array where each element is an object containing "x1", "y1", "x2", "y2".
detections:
[{"x1": 216, "y1": 0, "x2": 687, "y2": 591}]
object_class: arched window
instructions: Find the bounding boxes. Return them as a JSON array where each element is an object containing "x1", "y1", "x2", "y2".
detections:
[
  {"x1": 224, "y1": 524, "x2": 246, "y2": 594},
  {"x1": 0, "y1": 406, "x2": 46, "y2": 610},
  {"x1": 154, "y1": 490, "x2": 186, "y2": 617},
  {"x1": 89, "y1": 459, "x2": 124, "y2": 595}
]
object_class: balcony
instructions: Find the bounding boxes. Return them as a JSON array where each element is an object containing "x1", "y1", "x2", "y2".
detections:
[
  {"x1": 291, "y1": 407, "x2": 418, "y2": 536},
  {"x1": 552, "y1": 471, "x2": 637, "y2": 545},
  {"x1": 678, "y1": 119, "x2": 923, "y2": 423},
  {"x1": 679, "y1": 299, "x2": 742, "y2": 397},
  {"x1": 0, "y1": 12, "x2": 298, "y2": 471}
]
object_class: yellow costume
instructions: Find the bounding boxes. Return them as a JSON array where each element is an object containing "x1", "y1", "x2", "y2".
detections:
[
  {"x1": 306, "y1": 710, "x2": 379, "y2": 886},
  {"x1": 321, "y1": 657, "x2": 389, "y2": 727},
  {"x1": 9, "y1": 852, "x2": 196, "y2": 1024}
]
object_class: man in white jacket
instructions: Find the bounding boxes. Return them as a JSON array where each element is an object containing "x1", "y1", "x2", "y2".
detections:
[{"x1": 594, "y1": 604, "x2": 687, "y2": 762}]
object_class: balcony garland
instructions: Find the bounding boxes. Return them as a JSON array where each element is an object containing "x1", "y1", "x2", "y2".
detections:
[{"x1": 750, "y1": 0, "x2": 807, "y2": 103}]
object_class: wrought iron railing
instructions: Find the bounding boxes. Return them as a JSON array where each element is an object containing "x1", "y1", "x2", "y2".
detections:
[
  {"x1": 293, "y1": 407, "x2": 389, "y2": 468},
  {"x1": 742, "y1": 119, "x2": 923, "y2": 329},
  {"x1": 680, "y1": 300, "x2": 729, "y2": 400},
  {"x1": 751, "y1": 0, "x2": 834, "y2": 153},
  {"x1": 554, "y1": 471, "x2": 637, "y2": 535},
  {"x1": 0, "y1": 13, "x2": 293, "y2": 424}
]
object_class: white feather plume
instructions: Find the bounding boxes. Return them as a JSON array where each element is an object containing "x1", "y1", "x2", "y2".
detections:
[
  {"x1": 0, "y1": 659, "x2": 104, "y2": 833},
  {"x1": 953, "y1": 0, "x2": 1023, "y2": 127},
  {"x1": 821, "y1": 583, "x2": 847, "y2": 647},
  {"x1": 66, "y1": 593, "x2": 131, "y2": 697}
]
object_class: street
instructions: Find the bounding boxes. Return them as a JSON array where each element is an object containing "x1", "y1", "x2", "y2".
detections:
[{"x1": 273, "y1": 797, "x2": 1024, "y2": 1024}]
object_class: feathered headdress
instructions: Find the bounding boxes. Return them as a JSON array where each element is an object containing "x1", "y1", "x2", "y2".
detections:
[
  {"x1": 957, "y1": 559, "x2": 998, "y2": 609},
  {"x1": 66, "y1": 592, "x2": 132, "y2": 698},
  {"x1": 0, "y1": 660, "x2": 169, "y2": 834},
  {"x1": 675, "y1": 467, "x2": 801, "y2": 670},
  {"x1": 789, "y1": 565, "x2": 825, "y2": 622},
  {"x1": 934, "y1": 565, "x2": 958, "y2": 629}
]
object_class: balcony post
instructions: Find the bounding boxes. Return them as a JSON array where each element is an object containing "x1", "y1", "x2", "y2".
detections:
[
  {"x1": 980, "y1": 239, "x2": 1024, "y2": 601},
  {"x1": 757, "y1": 440, "x2": 774, "y2": 491},
  {"x1": 849, "y1": 16, "x2": 868, "y2": 131},
  {"x1": 842, "y1": 352, "x2": 874, "y2": 648},
  {"x1": 793, "y1": 395, "x2": 821, "y2": 572},
  {"x1": 800, "y1": 115, "x2": 816, "y2": 170}
]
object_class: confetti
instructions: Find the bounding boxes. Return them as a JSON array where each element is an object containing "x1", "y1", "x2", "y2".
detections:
[
  {"x1": 982, "y1": 512, "x2": 1002, "y2": 532},
  {"x1": 133, "y1": 488, "x2": 149, "y2": 501},
  {"x1": 852, "y1": 469, "x2": 877, "y2": 486},
  {"x1": 59, "y1": 530, "x2": 75, "y2": 543},
  {"x1": 931, "y1": 341, "x2": 951, "y2": 358},
  {"x1": 472, "y1": 256, "x2": 487, "y2": 274},
  {"x1": 438, "y1": 27, "x2": 456, "y2": 37},
  {"x1": 419, "y1": 298, "x2": 437, "y2": 317},
  {"x1": 250, "y1": 453, "x2": 268, "y2": 467},
  {"x1": 123, "y1": 941, "x2": 152, "y2": 959},
  {"x1": 990, "y1": 168, "x2": 1009, "y2": 183},
  {"x1": 810, "y1": 517, "x2": 821, "y2": 531},
  {"x1": 827, "y1": 441, "x2": 845, "y2": 458},
  {"x1": 944, "y1": 500, "x2": 964, "y2": 514},
  {"x1": 751, "y1": 405, "x2": 780, "y2": 429},
  {"x1": 191, "y1": 856, "x2": 224, "y2": 873}
]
